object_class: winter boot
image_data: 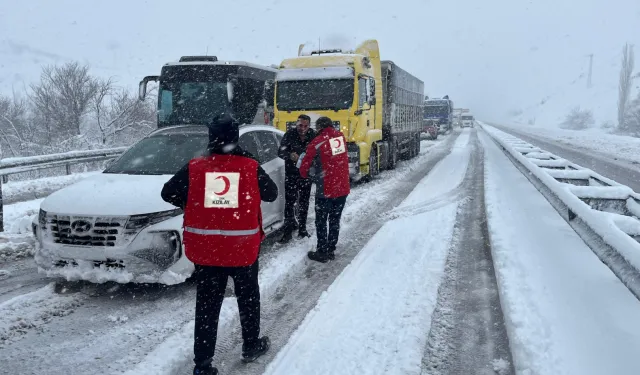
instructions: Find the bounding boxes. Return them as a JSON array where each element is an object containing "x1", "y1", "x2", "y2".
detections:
[
  {"x1": 193, "y1": 365, "x2": 218, "y2": 375},
  {"x1": 298, "y1": 228, "x2": 310, "y2": 238},
  {"x1": 242, "y1": 336, "x2": 270, "y2": 363},
  {"x1": 308, "y1": 250, "x2": 331, "y2": 263},
  {"x1": 278, "y1": 230, "x2": 293, "y2": 244},
  {"x1": 328, "y1": 247, "x2": 336, "y2": 260}
]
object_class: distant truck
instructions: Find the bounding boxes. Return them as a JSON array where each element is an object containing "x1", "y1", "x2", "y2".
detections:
[
  {"x1": 424, "y1": 96, "x2": 453, "y2": 134},
  {"x1": 272, "y1": 39, "x2": 424, "y2": 181},
  {"x1": 461, "y1": 114, "x2": 475, "y2": 128}
]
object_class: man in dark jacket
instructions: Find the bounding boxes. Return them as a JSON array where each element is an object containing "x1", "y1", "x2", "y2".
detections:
[
  {"x1": 277, "y1": 114, "x2": 316, "y2": 243},
  {"x1": 298, "y1": 116, "x2": 350, "y2": 263},
  {"x1": 161, "y1": 114, "x2": 278, "y2": 375}
]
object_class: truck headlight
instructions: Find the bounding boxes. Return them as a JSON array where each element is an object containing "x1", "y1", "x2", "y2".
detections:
[{"x1": 131, "y1": 230, "x2": 181, "y2": 269}]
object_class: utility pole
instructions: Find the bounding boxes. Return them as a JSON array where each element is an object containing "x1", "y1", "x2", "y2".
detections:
[{"x1": 587, "y1": 53, "x2": 593, "y2": 88}]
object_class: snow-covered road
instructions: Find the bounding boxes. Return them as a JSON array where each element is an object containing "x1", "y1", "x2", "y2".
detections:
[
  {"x1": 3, "y1": 126, "x2": 640, "y2": 375},
  {"x1": 0, "y1": 135, "x2": 455, "y2": 375}
]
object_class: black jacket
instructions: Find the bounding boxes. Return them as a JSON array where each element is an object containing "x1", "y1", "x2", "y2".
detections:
[
  {"x1": 277, "y1": 128, "x2": 317, "y2": 176},
  {"x1": 161, "y1": 146, "x2": 278, "y2": 210}
]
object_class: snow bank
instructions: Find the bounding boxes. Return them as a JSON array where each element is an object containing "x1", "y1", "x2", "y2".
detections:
[
  {"x1": 480, "y1": 122, "x2": 640, "y2": 295},
  {"x1": 480, "y1": 130, "x2": 640, "y2": 375},
  {"x1": 0, "y1": 234, "x2": 35, "y2": 262},
  {"x1": 3, "y1": 198, "x2": 43, "y2": 234},
  {"x1": 2, "y1": 171, "x2": 101, "y2": 204},
  {"x1": 264, "y1": 131, "x2": 471, "y2": 374},
  {"x1": 264, "y1": 204, "x2": 458, "y2": 375},
  {"x1": 123, "y1": 133, "x2": 453, "y2": 375}
]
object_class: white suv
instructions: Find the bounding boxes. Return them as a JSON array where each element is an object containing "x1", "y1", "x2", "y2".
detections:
[{"x1": 33, "y1": 125, "x2": 286, "y2": 284}]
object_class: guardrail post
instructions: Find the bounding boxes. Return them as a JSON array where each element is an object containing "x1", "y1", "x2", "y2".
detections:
[
  {"x1": 2, "y1": 175, "x2": 7, "y2": 184},
  {"x1": 66, "y1": 164, "x2": 71, "y2": 175}
]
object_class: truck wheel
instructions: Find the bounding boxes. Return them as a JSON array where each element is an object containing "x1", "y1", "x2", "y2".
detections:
[
  {"x1": 389, "y1": 141, "x2": 398, "y2": 169},
  {"x1": 370, "y1": 145, "x2": 379, "y2": 177}
]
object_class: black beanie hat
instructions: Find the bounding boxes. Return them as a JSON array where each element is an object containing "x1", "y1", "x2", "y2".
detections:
[{"x1": 208, "y1": 113, "x2": 239, "y2": 152}]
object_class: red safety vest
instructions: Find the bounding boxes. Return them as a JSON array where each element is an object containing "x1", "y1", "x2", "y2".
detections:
[{"x1": 182, "y1": 154, "x2": 264, "y2": 267}]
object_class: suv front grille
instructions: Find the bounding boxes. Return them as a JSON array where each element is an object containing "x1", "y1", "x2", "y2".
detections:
[{"x1": 47, "y1": 215, "x2": 129, "y2": 247}]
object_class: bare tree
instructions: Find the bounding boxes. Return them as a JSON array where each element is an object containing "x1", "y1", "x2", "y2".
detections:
[
  {"x1": 618, "y1": 43, "x2": 635, "y2": 131},
  {"x1": 30, "y1": 62, "x2": 100, "y2": 142},
  {"x1": 86, "y1": 83, "x2": 156, "y2": 146}
]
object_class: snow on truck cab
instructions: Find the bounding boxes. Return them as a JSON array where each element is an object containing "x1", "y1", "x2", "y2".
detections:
[
  {"x1": 423, "y1": 96, "x2": 454, "y2": 134},
  {"x1": 33, "y1": 57, "x2": 286, "y2": 285},
  {"x1": 272, "y1": 39, "x2": 424, "y2": 181}
]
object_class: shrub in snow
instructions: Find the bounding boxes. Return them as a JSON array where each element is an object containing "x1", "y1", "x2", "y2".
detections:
[
  {"x1": 601, "y1": 120, "x2": 616, "y2": 131},
  {"x1": 560, "y1": 107, "x2": 594, "y2": 130},
  {"x1": 622, "y1": 93, "x2": 640, "y2": 137}
]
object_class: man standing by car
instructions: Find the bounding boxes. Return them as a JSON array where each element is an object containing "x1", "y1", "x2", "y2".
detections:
[
  {"x1": 277, "y1": 114, "x2": 316, "y2": 243},
  {"x1": 161, "y1": 114, "x2": 278, "y2": 375},
  {"x1": 298, "y1": 116, "x2": 350, "y2": 263}
]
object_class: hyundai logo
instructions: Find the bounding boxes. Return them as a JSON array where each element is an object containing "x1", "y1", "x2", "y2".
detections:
[{"x1": 71, "y1": 220, "x2": 92, "y2": 233}]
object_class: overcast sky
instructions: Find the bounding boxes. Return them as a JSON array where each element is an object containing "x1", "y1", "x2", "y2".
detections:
[{"x1": 1, "y1": 0, "x2": 639, "y2": 123}]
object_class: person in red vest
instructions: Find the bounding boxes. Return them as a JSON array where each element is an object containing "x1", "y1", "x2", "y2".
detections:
[
  {"x1": 298, "y1": 116, "x2": 350, "y2": 263},
  {"x1": 161, "y1": 113, "x2": 278, "y2": 375}
]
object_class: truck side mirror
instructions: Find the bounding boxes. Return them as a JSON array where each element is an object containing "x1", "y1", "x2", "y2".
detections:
[
  {"x1": 138, "y1": 75, "x2": 159, "y2": 101},
  {"x1": 227, "y1": 74, "x2": 238, "y2": 103},
  {"x1": 264, "y1": 79, "x2": 275, "y2": 105},
  {"x1": 368, "y1": 96, "x2": 376, "y2": 106}
]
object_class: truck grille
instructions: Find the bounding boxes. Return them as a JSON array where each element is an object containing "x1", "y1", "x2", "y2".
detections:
[{"x1": 47, "y1": 215, "x2": 129, "y2": 247}]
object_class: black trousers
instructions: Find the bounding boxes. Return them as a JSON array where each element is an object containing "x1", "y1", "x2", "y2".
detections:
[
  {"x1": 315, "y1": 195, "x2": 348, "y2": 253},
  {"x1": 283, "y1": 174, "x2": 312, "y2": 230},
  {"x1": 193, "y1": 261, "x2": 260, "y2": 367}
]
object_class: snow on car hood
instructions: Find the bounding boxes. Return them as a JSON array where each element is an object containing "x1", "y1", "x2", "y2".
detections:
[{"x1": 40, "y1": 173, "x2": 177, "y2": 216}]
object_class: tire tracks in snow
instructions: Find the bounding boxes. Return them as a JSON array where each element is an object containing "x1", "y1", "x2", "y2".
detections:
[
  {"x1": 421, "y1": 129, "x2": 515, "y2": 375},
  {"x1": 174, "y1": 132, "x2": 464, "y2": 375}
]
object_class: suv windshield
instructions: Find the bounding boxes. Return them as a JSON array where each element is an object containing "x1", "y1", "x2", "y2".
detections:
[
  {"x1": 276, "y1": 79, "x2": 353, "y2": 111},
  {"x1": 104, "y1": 132, "x2": 208, "y2": 175},
  {"x1": 462, "y1": 115, "x2": 473, "y2": 120},
  {"x1": 158, "y1": 66, "x2": 230, "y2": 127}
]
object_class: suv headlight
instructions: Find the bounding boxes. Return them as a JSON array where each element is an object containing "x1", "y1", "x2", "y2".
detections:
[{"x1": 124, "y1": 209, "x2": 183, "y2": 234}]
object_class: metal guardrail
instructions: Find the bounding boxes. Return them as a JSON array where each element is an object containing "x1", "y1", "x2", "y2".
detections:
[
  {"x1": 481, "y1": 123, "x2": 640, "y2": 300},
  {"x1": 0, "y1": 147, "x2": 126, "y2": 232}
]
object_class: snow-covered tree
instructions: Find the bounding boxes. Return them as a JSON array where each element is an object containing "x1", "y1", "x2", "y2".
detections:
[
  {"x1": 618, "y1": 43, "x2": 635, "y2": 131},
  {"x1": 560, "y1": 107, "x2": 594, "y2": 130}
]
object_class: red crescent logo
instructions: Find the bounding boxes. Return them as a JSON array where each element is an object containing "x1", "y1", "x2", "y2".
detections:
[
  {"x1": 214, "y1": 176, "x2": 230, "y2": 195},
  {"x1": 333, "y1": 138, "x2": 342, "y2": 148}
]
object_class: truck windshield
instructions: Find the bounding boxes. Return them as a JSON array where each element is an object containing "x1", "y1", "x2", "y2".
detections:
[
  {"x1": 158, "y1": 66, "x2": 230, "y2": 127},
  {"x1": 424, "y1": 105, "x2": 450, "y2": 117},
  {"x1": 462, "y1": 116, "x2": 474, "y2": 120},
  {"x1": 276, "y1": 79, "x2": 353, "y2": 111},
  {"x1": 104, "y1": 132, "x2": 208, "y2": 175}
]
